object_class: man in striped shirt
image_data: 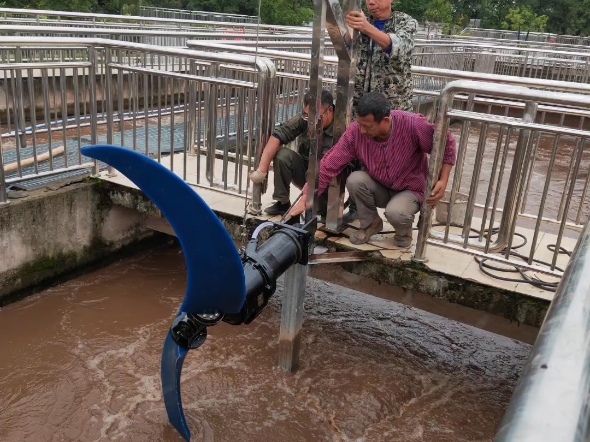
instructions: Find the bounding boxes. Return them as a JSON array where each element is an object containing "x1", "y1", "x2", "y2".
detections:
[{"x1": 288, "y1": 92, "x2": 457, "y2": 247}]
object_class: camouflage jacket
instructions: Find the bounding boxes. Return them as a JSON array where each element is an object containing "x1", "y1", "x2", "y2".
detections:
[
  {"x1": 272, "y1": 114, "x2": 334, "y2": 164},
  {"x1": 353, "y1": 11, "x2": 417, "y2": 113}
]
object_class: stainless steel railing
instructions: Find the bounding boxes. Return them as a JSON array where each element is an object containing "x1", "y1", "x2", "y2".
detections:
[
  {"x1": 414, "y1": 80, "x2": 590, "y2": 276},
  {"x1": 139, "y1": 6, "x2": 259, "y2": 24},
  {"x1": 0, "y1": 25, "x2": 321, "y2": 49},
  {"x1": 0, "y1": 7, "x2": 308, "y2": 34},
  {"x1": 492, "y1": 217, "x2": 590, "y2": 441},
  {"x1": 14, "y1": 25, "x2": 590, "y2": 85},
  {"x1": 0, "y1": 37, "x2": 275, "y2": 208},
  {"x1": 461, "y1": 27, "x2": 590, "y2": 47},
  {"x1": 188, "y1": 41, "x2": 589, "y2": 273}
]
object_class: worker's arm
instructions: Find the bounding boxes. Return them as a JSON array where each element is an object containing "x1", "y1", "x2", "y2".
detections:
[
  {"x1": 384, "y1": 13, "x2": 417, "y2": 59},
  {"x1": 288, "y1": 125, "x2": 358, "y2": 217},
  {"x1": 250, "y1": 116, "x2": 307, "y2": 182},
  {"x1": 346, "y1": 11, "x2": 392, "y2": 51},
  {"x1": 414, "y1": 114, "x2": 457, "y2": 207}
]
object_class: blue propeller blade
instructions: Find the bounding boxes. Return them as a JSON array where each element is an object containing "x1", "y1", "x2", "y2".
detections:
[
  {"x1": 162, "y1": 331, "x2": 191, "y2": 440},
  {"x1": 81, "y1": 145, "x2": 246, "y2": 314},
  {"x1": 81, "y1": 145, "x2": 247, "y2": 441}
]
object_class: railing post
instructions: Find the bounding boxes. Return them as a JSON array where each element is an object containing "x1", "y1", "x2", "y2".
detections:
[
  {"x1": 413, "y1": 83, "x2": 456, "y2": 263},
  {"x1": 278, "y1": 0, "x2": 326, "y2": 372},
  {"x1": 104, "y1": 48, "x2": 117, "y2": 177},
  {"x1": 14, "y1": 46, "x2": 27, "y2": 152},
  {"x1": 88, "y1": 46, "x2": 99, "y2": 174},
  {"x1": 497, "y1": 100, "x2": 538, "y2": 252},
  {"x1": 205, "y1": 63, "x2": 219, "y2": 186},
  {"x1": 188, "y1": 61, "x2": 197, "y2": 156},
  {"x1": 249, "y1": 58, "x2": 274, "y2": 215}
]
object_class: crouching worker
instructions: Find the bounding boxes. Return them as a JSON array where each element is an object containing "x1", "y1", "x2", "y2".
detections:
[
  {"x1": 287, "y1": 92, "x2": 457, "y2": 247},
  {"x1": 249, "y1": 88, "x2": 357, "y2": 221}
]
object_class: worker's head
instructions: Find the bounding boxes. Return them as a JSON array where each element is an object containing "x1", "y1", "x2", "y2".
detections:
[
  {"x1": 366, "y1": 0, "x2": 393, "y2": 20},
  {"x1": 302, "y1": 88, "x2": 334, "y2": 129},
  {"x1": 356, "y1": 92, "x2": 392, "y2": 140}
]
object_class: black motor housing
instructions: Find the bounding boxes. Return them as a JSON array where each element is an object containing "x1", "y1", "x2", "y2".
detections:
[{"x1": 223, "y1": 223, "x2": 311, "y2": 325}]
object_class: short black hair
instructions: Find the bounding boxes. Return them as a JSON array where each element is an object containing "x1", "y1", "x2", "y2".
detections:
[
  {"x1": 357, "y1": 92, "x2": 391, "y2": 122},
  {"x1": 303, "y1": 88, "x2": 334, "y2": 109}
]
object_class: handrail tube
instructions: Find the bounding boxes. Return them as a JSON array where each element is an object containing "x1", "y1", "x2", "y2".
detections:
[
  {"x1": 187, "y1": 40, "x2": 339, "y2": 65},
  {"x1": 0, "y1": 61, "x2": 91, "y2": 70},
  {"x1": 0, "y1": 25, "x2": 317, "y2": 39},
  {"x1": 493, "y1": 219, "x2": 590, "y2": 441},
  {"x1": 108, "y1": 63, "x2": 257, "y2": 88},
  {"x1": 187, "y1": 42, "x2": 590, "y2": 94},
  {"x1": 412, "y1": 66, "x2": 590, "y2": 94},
  {"x1": 0, "y1": 37, "x2": 268, "y2": 68},
  {"x1": 0, "y1": 7, "x2": 310, "y2": 33},
  {"x1": 140, "y1": 5, "x2": 257, "y2": 20}
]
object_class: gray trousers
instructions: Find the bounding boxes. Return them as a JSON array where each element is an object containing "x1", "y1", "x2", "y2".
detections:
[
  {"x1": 272, "y1": 147, "x2": 328, "y2": 214},
  {"x1": 346, "y1": 171, "x2": 420, "y2": 235}
]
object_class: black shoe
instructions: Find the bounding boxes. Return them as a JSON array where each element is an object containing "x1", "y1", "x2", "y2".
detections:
[
  {"x1": 343, "y1": 206, "x2": 358, "y2": 223},
  {"x1": 264, "y1": 201, "x2": 290, "y2": 216}
]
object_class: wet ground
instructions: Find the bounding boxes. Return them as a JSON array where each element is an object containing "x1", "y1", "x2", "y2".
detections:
[{"x1": 0, "y1": 243, "x2": 531, "y2": 442}]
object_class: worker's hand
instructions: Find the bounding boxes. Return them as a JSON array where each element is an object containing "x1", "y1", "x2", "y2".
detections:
[
  {"x1": 249, "y1": 169, "x2": 267, "y2": 184},
  {"x1": 284, "y1": 195, "x2": 309, "y2": 220},
  {"x1": 426, "y1": 179, "x2": 447, "y2": 207},
  {"x1": 346, "y1": 11, "x2": 370, "y2": 33}
]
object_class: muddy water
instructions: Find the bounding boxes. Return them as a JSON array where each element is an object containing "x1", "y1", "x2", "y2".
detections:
[{"x1": 0, "y1": 244, "x2": 531, "y2": 442}]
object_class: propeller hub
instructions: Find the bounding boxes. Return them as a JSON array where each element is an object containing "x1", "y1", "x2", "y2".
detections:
[{"x1": 170, "y1": 313, "x2": 209, "y2": 350}]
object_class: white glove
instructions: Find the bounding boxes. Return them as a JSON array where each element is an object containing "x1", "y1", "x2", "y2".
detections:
[{"x1": 249, "y1": 169, "x2": 267, "y2": 183}]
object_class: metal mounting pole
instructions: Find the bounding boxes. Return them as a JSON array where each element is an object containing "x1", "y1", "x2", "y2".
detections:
[
  {"x1": 278, "y1": 0, "x2": 326, "y2": 372},
  {"x1": 324, "y1": 0, "x2": 359, "y2": 233}
]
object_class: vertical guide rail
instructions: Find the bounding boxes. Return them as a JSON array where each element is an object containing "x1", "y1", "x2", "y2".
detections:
[
  {"x1": 278, "y1": 0, "x2": 326, "y2": 372},
  {"x1": 324, "y1": 0, "x2": 358, "y2": 233},
  {"x1": 88, "y1": 46, "x2": 99, "y2": 174},
  {"x1": 493, "y1": 218, "x2": 590, "y2": 442},
  {"x1": 105, "y1": 48, "x2": 116, "y2": 177}
]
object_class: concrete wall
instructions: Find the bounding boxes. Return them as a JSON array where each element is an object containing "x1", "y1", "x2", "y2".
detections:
[{"x1": 0, "y1": 181, "x2": 161, "y2": 305}]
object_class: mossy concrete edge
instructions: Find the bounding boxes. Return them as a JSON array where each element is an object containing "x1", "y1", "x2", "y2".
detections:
[{"x1": 99, "y1": 180, "x2": 549, "y2": 329}]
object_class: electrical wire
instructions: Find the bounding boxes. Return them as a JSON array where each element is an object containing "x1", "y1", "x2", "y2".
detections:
[{"x1": 342, "y1": 220, "x2": 570, "y2": 292}]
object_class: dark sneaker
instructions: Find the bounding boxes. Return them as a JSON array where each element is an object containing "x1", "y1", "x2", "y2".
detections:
[
  {"x1": 264, "y1": 201, "x2": 290, "y2": 216},
  {"x1": 343, "y1": 206, "x2": 358, "y2": 223},
  {"x1": 393, "y1": 232, "x2": 412, "y2": 248}
]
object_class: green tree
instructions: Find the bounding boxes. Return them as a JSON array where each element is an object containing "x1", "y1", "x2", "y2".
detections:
[
  {"x1": 501, "y1": 6, "x2": 548, "y2": 32},
  {"x1": 424, "y1": 0, "x2": 453, "y2": 23},
  {"x1": 260, "y1": 0, "x2": 313, "y2": 26},
  {"x1": 393, "y1": 0, "x2": 430, "y2": 23}
]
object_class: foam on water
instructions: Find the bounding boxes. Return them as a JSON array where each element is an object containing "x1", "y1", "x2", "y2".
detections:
[{"x1": 0, "y1": 244, "x2": 530, "y2": 442}]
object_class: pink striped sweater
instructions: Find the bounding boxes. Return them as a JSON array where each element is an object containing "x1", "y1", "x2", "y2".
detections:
[{"x1": 306, "y1": 110, "x2": 457, "y2": 203}]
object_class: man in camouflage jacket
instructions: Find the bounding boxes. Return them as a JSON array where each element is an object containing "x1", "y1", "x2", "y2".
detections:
[
  {"x1": 346, "y1": 0, "x2": 417, "y2": 113},
  {"x1": 249, "y1": 88, "x2": 337, "y2": 217}
]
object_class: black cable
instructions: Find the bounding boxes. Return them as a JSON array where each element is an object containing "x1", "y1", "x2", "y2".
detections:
[{"x1": 340, "y1": 220, "x2": 570, "y2": 292}]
